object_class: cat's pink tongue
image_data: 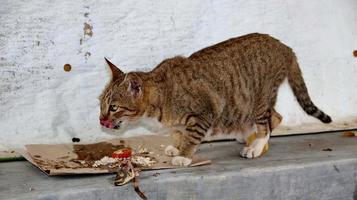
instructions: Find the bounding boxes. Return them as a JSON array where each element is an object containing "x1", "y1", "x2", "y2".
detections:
[{"x1": 100, "y1": 119, "x2": 113, "y2": 129}]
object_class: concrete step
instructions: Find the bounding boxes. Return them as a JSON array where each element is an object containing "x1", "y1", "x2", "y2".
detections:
[{"x1": 1, "y1": 132, "x2": 357, "y2": 200}]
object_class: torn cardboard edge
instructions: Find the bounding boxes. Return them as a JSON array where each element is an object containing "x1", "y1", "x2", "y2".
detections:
[{"x1": 19, "y1": 135, "x2": 211, "y2": 176}]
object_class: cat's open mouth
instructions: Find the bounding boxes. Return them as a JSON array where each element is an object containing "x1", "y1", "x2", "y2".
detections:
[{"x1": 100, "y1": 119, "x2": 122, "y2": 130}]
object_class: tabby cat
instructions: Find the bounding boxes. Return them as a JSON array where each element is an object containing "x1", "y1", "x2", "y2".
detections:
[{"x1": 99, "y1": 33, "x2": 331, "y2": 166}]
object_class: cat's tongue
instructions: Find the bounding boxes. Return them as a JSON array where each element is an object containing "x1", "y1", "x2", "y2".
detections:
[{"x1": 100, "y1": 119, "x2": 113, "y2": 129}]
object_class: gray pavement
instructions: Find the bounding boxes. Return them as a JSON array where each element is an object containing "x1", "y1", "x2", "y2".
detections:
[{"x1": 1, "y1": 132, "x2": 357, "y2": 200}]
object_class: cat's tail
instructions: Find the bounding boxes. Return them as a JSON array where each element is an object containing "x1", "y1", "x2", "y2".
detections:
[{"x1": 287, "y1": 57, "x2": 332, "y2": 123}]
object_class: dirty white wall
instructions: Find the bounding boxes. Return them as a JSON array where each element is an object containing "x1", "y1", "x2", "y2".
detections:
[{"x1": 1, "y1": 0, "x2": 357, "y2": 150}]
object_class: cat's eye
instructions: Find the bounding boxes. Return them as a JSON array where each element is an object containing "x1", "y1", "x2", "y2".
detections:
[{"x1": 109, "y1": 105, "x2": 118, "y2": 112}]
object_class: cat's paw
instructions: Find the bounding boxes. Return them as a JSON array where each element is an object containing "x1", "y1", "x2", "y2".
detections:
[
  {"x1": 165, "y1": 145, "x2": 179, "y2": 157},
  {"x1": 240, "y1": 140, "x2": 268, "y2": 159},
  {"x1": 171, "y1": 156, "x2": 192, "y2": 166},
  {"x1": 240, "y1": 134, "x2": 269, "y2": 159},
  {"x1": 240, "y1": 146, "x2": 261, "y2": 159}
]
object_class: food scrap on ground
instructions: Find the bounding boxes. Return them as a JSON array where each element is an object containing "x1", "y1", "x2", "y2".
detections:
[
  {"x1": 73, "y1": 145, "x2": 157, "y2": 199},
  {"x1": 114, "y1": 159, "x2": 137, "y2": 186},
  {"x1": 92, "y1": 156, "x2": 118, "y2": 168},
  {"x1": 133, "y1": 177, "x2": 148, "y2": 200},
  {"x1": 131, "y1": 155, "x2": 157, "y2": 167},
  {"x1": 69, "y1": 142, "x2": 125, "y2": 169},
  {"x1": 112, "y1": 148, "x2": 132, "y2": 159},
  {"x1": 72, "y1": 137, "x2": 80, "y2": 143},
  {"x1": 342, "y1": 131, "x2": 357, "y2": 137},
  {"x1": 21, "y1": 135, "x2": 211, "y2": 199},
  {"x1": 137, "y1": 147, "x2": 150, "y2": 154},
  {"x1": 153, "y1": 172, "x2": 160, "y2": 177},
  {"x1": 110, "y1": 147, "x2": 155, "y2": 200}
]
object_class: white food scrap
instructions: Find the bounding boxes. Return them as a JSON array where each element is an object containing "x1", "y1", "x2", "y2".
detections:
[
  {"x1": 92, "y1": 156, "x2": 118, "y2": 167},
  {"x1": 132, "y1": 155, "x2": 156, "y2": 167},
  {"x1": 137, "y1": 147, "x2": 149, "y2": 154}
]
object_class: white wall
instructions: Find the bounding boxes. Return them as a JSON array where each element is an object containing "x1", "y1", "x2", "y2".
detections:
[{"x1": 1, "y1": 0, "x2": 356, "y2": 150}]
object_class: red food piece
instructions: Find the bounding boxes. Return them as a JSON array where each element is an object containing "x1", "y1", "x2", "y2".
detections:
[{"x1": 112, "y1": 148, "x2": 132, "y2": 159}]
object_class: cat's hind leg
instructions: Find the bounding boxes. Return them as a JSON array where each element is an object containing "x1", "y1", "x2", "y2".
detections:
[{"x1": 238, "y1": 109, "x2": 281, "y2": 145}]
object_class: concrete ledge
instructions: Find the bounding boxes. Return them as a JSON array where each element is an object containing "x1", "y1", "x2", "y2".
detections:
[{"x1": 1, "y1": 132, "x2": 357, "y2": 200}]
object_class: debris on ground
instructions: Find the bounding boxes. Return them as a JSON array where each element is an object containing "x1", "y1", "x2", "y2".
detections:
[
  {"x1": 342, "y1": 131, "x2": 357, "y2": 137},
  {"x1": 111, "y1": 148, "x2": 154, "y2": 200},
  {"x1": 132, "y1": 155, "x2": 157, "y2": 167},
  {"x1": 112, "y1": 148, "x2": 132, "y2": 159},
  {"x1": 72, "y1": 137, "x2": 80, "y2": 143},
  {"x1": 114, "y1": 159, "x2": 137, "y2": 186},
  {"x1": 92, "y1": 156, "x2": 118, "y2": 167},
  {"x1": 133, "y1": 177, "x2": 148, "y2": 200},
  {"x1": 322, "y1": 148, "x2": 333, "y2": 151},
  {"x1": 83, "y1": 146, "x2": 156, "y2": 199},
  {"x1": 22, "y1": 136, "x2": 211, "y2": 199},
  {"x1": 71, "y1": 142, "x2": 125, "y2": 168},
  {"x1": 137, "y1": 147, "x2": 150, "y2": 154},
  {"x1": 153, "y1": 172, "x2": 160, "y2": 177},
  {"x1": 24, "y1": 135, "x2": 210, "y2": 175}
]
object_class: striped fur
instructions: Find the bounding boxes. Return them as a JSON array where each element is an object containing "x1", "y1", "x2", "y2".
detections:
[
  {"x1": 99, "y1": 33, "x2": 332, "y2": 159},
  {"x1": 288, "y1": 58, "x2": 332, "y2": 123}
]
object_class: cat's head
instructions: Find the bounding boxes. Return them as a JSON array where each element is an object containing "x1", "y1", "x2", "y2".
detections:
[{"x1": 99, "y1": 58, "x2": 145, "y2": 129}]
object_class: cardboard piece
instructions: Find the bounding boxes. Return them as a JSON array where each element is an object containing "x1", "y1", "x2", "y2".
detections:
[{"x1": 20, "y1": 135, "x2": 211, "y2": 176}]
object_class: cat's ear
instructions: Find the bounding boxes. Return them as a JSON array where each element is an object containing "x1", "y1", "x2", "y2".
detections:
[
  {"x1": 125, "y1": 73, "x2": 142, "y2": 99},
  {"x1": 104, "y1": 57, "x2": 123, "y2": 80}
]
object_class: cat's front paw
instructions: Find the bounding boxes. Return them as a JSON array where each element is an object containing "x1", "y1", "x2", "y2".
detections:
[
  {"x1": 240, "y1": 146, "x2": 260, "y2": 158},
  {"x1": 240, "y1": 143, "x2": 268, "y2": 159},
  {"x1": 240, "y1": 134, "x2": 269, "y2": 159},
  {"x1": 165, "y1": 145, "x2": 179, "y2": 157},
  {"x1": 171, "y1": 156, "x2": 192, "y2": 166}
]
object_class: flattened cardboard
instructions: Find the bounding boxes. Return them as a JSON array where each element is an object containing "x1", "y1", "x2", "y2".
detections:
[{"x1": 20, "y1": 135, "x2": 211, "y2": 175}]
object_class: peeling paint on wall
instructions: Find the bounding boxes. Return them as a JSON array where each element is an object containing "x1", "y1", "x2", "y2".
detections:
[
  {"x1": 80, "y1": 6, "x2": 93, "y2": 61},
  {"x1": 83, "y1": 22, "x2": 93, "y2": 38}
]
